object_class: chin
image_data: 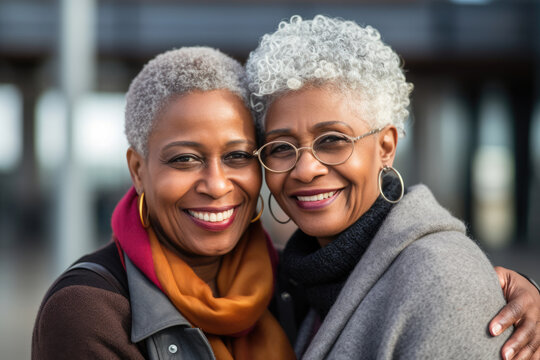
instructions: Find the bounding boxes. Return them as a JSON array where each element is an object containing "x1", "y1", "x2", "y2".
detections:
[
  {"x1": 202, "y1": 241, "x2": 239, "y2": 257},
  {"x1": 296, "y1": 218, "x2": 344, "y2": 239}
]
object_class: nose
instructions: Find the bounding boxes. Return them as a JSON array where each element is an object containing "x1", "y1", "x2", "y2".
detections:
[
  {"x1": 195, "y1": 159, "x2": 234, "y2": 199},
  {"x1": 290, "y1": 148, "x2": 328, "y2": 183}
]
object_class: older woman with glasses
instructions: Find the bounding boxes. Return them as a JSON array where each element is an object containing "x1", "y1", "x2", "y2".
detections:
[{"x1": 247, "y1": 15, "x2": 540, "y2": 360}]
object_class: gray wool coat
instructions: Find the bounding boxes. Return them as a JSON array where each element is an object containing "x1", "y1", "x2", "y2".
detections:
[{"x1": 300, "y1": 184, "x2": 511, "y2": 360}]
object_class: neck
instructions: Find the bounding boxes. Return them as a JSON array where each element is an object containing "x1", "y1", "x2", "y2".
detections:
[
  {"x1": 190, "y1": 258, "x2": 222, "y2": 297},
  {"x1": 167, "y1": 243, "x2": 222, "y2": 296},
  {"x1": 317, "y1": 236, "x2": 335, "y2": 248}
]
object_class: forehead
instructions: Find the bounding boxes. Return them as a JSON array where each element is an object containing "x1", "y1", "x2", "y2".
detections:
[
  {"x1": 149, "y1": 89, "x2": 256, "y2": 146},
  {"x1": 264, "y1": 87, "x2": 368, "y2": 134}
]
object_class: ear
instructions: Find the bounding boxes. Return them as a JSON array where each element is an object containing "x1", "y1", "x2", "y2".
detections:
[
  {"x1": 378, "y1": 126, "x2": 398, "y2": 166},
  {"x1": 127, "y1": 147, "x2": 146, "y2": 194}
]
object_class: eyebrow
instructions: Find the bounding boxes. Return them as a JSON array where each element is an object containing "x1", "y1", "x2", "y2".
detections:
[
  {"x1": 163, "y1": 141, "x2": 202, "y2": 151},
  {"x1": 162, "y1": 139, "x2": 256, "y2": 151},
  {"x1": 313, "y1": 121, "x2": 354, "y2": 132},
  {"x1": 264, "y1": 121, "x2": 354, "y2": 138},
  {"x1": 264, "y1": 128, "x2": 292, "y2": 138}
]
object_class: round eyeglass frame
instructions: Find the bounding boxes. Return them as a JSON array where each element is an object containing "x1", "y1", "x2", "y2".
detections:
[{"x1": 253, "y1": 127, "x2": 383, "y2": 173}]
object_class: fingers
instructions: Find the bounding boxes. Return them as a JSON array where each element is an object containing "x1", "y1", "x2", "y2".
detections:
[
  {"x1": 491, "y1": 267, "x2": 540, "y2": 359},
  {"x1": 510, "y1": 338, "x2": 540, "y2": 360},
  {"x1": 491, "y1": 300, "x2": 524, "y2": 336},
  {"x1": 500, "y1": 318, "x2": 537, "y2": 360}
]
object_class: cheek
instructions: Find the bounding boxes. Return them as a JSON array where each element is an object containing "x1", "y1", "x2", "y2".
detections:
[
  {"x1": 348, "y1": 158, "x2": 375, "y2": 183},
  {"x1": 349, "y1": 144, "x2": 380, "y2": 180},
  {"x1": 150, "y1": 170, "x2": 196, "y2": 208},
  {"x1": 344, "y1": 155, "x2": 381, "y2": 206},
  {"x1": 264, "y1": 171, "x2": 285, "y2": 196}
]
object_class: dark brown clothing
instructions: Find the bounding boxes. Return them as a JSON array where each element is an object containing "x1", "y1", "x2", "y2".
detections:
[
  {"x1": 32, "y1": 243, "x2": 145, "y2": 359},
  {"x1": 32, "y1": 242, "x2": 307, "y2": 359}
]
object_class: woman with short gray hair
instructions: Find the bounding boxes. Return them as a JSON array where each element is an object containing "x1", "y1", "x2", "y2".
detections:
[{"x1": 32, "y1": 47, "x2": 295, "y2": 359}]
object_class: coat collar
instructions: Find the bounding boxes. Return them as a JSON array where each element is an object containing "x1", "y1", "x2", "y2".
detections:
[
  {"x1": 125, "y1": 255, "x2": 192, "y2": 343},
  {"x1": 302, "y1": 184, "x2": 466, "y2": 358}
]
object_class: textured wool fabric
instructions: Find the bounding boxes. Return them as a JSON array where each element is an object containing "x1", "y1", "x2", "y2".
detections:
[
  {"x1": 300, "y1": 185, "x2": 511, "y2": 359},
  {"x1": 282, "y1": 178, "x2": 401, "y2": 318}
]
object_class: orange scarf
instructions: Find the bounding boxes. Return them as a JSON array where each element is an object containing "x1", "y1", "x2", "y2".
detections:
[{"x1": 149, "y1": 221, "x2": 295, "y2": 360}]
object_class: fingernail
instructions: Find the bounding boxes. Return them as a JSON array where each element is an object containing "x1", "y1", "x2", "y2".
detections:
[
  {"x1": 504, "y1": 348, "x2": 514, "y2": 360},
  {"x1": 492, "y1": 323, "x2": 502, "y2": 335}
]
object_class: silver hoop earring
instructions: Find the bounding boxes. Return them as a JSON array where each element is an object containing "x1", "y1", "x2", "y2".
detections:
[
  {"x1": 378, "y1": 165, "x2": 404, "y2": 204},
  {"x1": 268, "y1": 193, "x2": 291, "y2": 224}
]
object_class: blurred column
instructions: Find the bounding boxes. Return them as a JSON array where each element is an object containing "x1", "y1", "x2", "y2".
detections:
[
  {"x1": 528, "y1": 2, "x2": 540, "y2": 246},
  {"x1": 507, "y1": 80, "x2": 534, "y2": 245},
  {"x1": 472, "y1": 84, "x2": 515, "y2": 249},
  {"x1": 56, "y1": 0, "x2": 96, "y2": 271},
  {"x1": 412, "y1": 78, "x2": 472, "y2": 219},
  {"x1": 14, "y1": 68, "x2": 43, "y2": 247}
]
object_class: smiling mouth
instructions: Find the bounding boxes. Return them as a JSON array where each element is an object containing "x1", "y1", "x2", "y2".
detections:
[
  {"x1": 293, "y1": 190, "x2": 341, "y2": 210},
  {"x1": 296, "y1": 191, "x2": 337, "y2": 202},
  {"x1": 187, "y1": 209, "x2": 235, "y2": 223}
]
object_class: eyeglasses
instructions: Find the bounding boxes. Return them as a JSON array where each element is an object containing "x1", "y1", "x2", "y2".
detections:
[{"x1": 253, "y1": 128, "x2": 382, "y2": 173}]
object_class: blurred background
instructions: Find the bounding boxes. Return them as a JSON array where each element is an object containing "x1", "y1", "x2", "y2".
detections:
[{"x1": 1, "y1": 0, "x2": 539, "y2": 358}]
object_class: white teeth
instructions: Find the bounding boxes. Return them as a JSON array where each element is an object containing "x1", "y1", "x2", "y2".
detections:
[
  {"x1": 188, "y1": 209, "x2": 234, "y2": 222},
  {"x1": 297, "y1": 191, "x2": 336, "y2": 202}
]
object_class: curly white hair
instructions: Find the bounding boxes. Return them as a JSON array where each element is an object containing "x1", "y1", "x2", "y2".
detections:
[
  {"x1": 246, "y1": 15, "x2": 413, "y2": 136},
  {"x1": 125, "y1": 47, "x2": 249, "y2": 156}
]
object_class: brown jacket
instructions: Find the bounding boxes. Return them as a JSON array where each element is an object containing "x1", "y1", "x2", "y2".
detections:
[
  {"x1": 32, "y1": 242, "x2": 216, "y2": 359},
  {"x1": 32, "y1": 242, "x2": 145, "y2": 358}
]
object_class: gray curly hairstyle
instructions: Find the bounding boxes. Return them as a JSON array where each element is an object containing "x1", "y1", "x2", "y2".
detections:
[
  {"x1": 246, "y1": 15, "x2": 413, "y2": 136},
  {"x1": 125, "y1": 47, "x2": 249, "y2": 156}
]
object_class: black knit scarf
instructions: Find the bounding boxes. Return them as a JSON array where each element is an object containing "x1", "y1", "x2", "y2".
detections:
[{"x1": 281, "y1": 178, "x2": 402, "y2": 319}]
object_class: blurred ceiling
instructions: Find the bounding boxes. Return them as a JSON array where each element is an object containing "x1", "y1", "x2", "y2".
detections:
[
  {"x1": 0, "y1": 0, "x2": 538, "y2": 61},
  {"x1": 0, "y1": 0, "x2": 539, "y2": 93}
]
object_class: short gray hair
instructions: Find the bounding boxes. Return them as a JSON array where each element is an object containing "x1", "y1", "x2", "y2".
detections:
[
  {"x1": 246, "y1": 15, "x2": 413, "y2": 136},
  {"x1": 125, "y1": 47, "x2": 249, "y2": 156}
]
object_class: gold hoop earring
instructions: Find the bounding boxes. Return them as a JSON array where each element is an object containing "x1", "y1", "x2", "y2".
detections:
[
  {"x1": 378, "y1": 165, "x2": 404, "y2": 204},
  {"x1": 268, "y1": 193, "x2": 291, "y2": 224},
  {"x1": 250, "y1": 194, "x2": 264, "y2": 223},
  {"x1": 138, "y1": 192, "x2": 151, "y2": 228}
]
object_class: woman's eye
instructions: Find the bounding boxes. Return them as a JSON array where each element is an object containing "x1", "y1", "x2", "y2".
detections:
[
  {"x1": 172, "y1": 155, "x2": 197, "y2": 162},
  {"x1": 224, "y1": 151, "x2": 254, "y2": 167},
  {"x1": 269, "y1": 143, "x2": 295, "y2": 155},
  {"x1": 318, "y1": 134, "x2": 348, "y2": 144},
  {"x1": 168, "y1": 154, "x2": 202, "y2": 168}
]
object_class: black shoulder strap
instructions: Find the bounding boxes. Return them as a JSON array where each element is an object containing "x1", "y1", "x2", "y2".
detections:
[
  {"x1": 68, "y1": 261, "x2": 128, "y2": 298},
  {"x1": 40, "y1": 242, "x2": 129, "y2": 308}
]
